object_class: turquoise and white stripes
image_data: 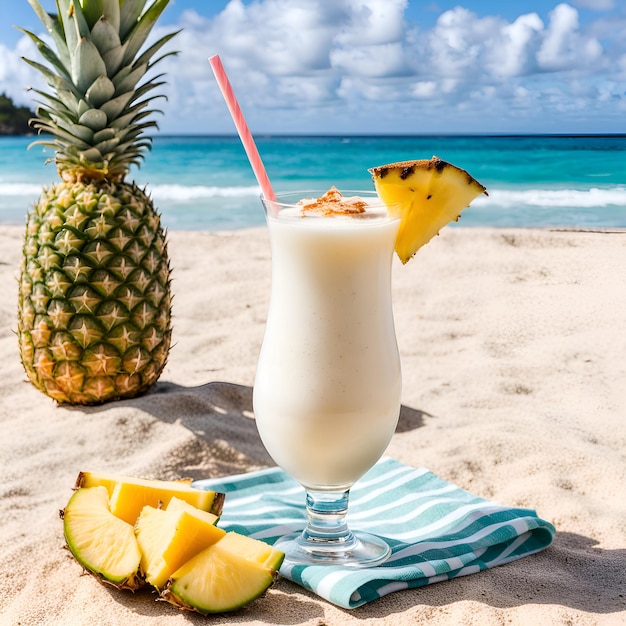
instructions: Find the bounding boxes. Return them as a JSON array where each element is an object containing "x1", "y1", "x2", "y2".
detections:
[{"x1": 193, "y1": 457, "x2": 555, "y2": 609}]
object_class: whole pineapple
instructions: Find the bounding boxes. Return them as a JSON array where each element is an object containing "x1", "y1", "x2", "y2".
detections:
[{"x1": 17, "y1": 0, "x2": 177, "y2": 404}]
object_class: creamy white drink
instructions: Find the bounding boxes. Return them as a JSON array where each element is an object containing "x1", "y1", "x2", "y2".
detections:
[{"x1": 253, "y1": 189, "x2": 402, "y2": 491}]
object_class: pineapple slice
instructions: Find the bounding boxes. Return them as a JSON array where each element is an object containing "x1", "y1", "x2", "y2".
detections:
[
  {"x1": 60, "y1": 486, "x2": 143, "y2": 590},
  {"x1": 75, "y1": 471, "x2": 225, "y2": 524},
  {"x1": 162, "y1": 532, "x2": 285, "y2": 614},
  {"x1": 370, "y1": 156, "x2": 487, "y2": 263},
  {"x1": 135, "y1": 498, "x2": 225, "y2": 589}
]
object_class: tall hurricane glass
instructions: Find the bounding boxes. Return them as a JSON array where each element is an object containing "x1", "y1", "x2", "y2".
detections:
[{"x1": 253, "y1": 190, "x2": 402, "y2": 567}]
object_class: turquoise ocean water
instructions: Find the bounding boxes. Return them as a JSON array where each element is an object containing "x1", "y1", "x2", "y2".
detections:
[{"x1": 1, "y1": 134, "x2": 625, "y2": 230}]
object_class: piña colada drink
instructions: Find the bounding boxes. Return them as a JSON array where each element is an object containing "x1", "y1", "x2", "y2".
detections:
[
  {"x1": 254, "y1": 189, "x2": 402, "y2": 491},
  {"x1": 254, "y1": 188, "x2": 401, "y2": 566}
]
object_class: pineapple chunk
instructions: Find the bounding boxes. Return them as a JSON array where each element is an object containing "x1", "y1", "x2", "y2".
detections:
[
  {"x1": 165, "y1": 496, "x2": 222, "y2": 524},
  {"x1": 214, "y1": 532, "x2": 285, "y2": 570},
  {"x1": 135, "y1": 498, "x2": 225, "y2": 589},
  {"x1": 370, "y1": 156, "x2": 487, "y2": 263},
  {"x1": 162, "y1": 532, "x2": 284, "y2": 614},
  {"x1": 60, "y1": 486, "x2": 142, "y2": 590},
  {"x1": 75, "y1": 471, "x2": 225, "y2": 524}
]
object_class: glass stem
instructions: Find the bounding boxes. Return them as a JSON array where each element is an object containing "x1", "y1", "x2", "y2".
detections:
[{"x1": 300, "y1": 488, "x2": 358, "y2": 549}]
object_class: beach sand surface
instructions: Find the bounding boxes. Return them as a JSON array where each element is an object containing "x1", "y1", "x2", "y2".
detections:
[{"x1": 0, "y1": 225, "x2": 624, "y2": 625}]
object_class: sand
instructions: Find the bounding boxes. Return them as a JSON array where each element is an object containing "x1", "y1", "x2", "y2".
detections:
[{"x1": 0, "y1": 224, "x2": 624, "y2": 625}]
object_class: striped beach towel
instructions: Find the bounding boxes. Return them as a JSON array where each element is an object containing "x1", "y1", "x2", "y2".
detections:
[{"x1": 193, "y1": 457, "x2": 555, "y2": 609}]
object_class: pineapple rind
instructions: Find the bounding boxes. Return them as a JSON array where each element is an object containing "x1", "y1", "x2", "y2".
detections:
[
  {"x1": 17, "y1": 181, "x2": 172, "y2": 405},
  {"x1": 370, "y1": 157, "x2": 487, "y2": 263}
]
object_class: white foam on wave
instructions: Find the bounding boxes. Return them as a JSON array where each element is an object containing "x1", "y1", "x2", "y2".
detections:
[
  {"x1": 0, "y1": 183, "x2": 42, "y2": 196},
  {"x1": 149, "y1": 184, "x2": 261, "y2": 201},
  {"x1": 1, "y1": 183, "x2": 625, "y2": 211},
  {"x1": 0, "y1": 182, "x2": 261, "y2": 200},
  {"x1": 475, "y1": 187, "x2": 626, "y2": 208}
]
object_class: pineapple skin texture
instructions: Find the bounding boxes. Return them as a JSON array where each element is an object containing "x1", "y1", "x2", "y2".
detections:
[{"x1": 18, "y1": 180, "x2": 172, "y2": 405}]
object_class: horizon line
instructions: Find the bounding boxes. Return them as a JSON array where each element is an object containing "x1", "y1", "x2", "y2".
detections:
[
  {"x1": 3, "y1": 132, "x2": 626, "y2": 140},
  {"x1": 155, "y1": 132, "x2": 626, "y2": 139}
]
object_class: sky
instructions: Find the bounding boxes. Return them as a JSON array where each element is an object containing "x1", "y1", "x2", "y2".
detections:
[{"x1": 1, "y1": 0, "x2": 625, "y2": 135}]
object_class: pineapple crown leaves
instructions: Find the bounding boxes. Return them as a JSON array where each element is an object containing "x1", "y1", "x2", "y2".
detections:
[{"x1": 21, "y1": 0, "x2": 179, "y2": 183}]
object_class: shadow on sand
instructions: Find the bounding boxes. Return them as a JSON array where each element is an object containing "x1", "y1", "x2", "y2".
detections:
[
  {"x1": 85, "y1": 380, "x2": 428, "y2": 479},
  {"x1": 78, "y1": 382, "x2": 625, "y2": 619}
]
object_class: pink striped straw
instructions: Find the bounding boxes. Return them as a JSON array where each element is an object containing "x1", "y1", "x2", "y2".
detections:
[{"x1": 209, "y1": 55, "x2": 276, "y2": 202}]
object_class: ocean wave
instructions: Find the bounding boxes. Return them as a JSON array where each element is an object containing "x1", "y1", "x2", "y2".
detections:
[
  {"x1": 0, "y1": 183, "x2": 43, "y2": 196},
  {"x1": 476, "y1": 187, "x2": 626, "y2": 208},
  {"x1": 1, "y1": 183, "x2": 625, "y2": 210},
  {"x1": 149, "y1": 184, "x2": 261, "y2": 201},
  {"x1": 0, "y1": 182, "x2": 261, "y2": 201}
]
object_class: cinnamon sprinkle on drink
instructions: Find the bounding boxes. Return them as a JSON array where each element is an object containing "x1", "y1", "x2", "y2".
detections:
[{"x1": 297, "y1": 187, "x2": 367, "y2": 216}]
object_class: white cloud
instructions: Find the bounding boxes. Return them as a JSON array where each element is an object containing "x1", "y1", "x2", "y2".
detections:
[
  {"x1": 337, "y1": 0, "x2": 408, "y2": 46},
  {"x1": 331, "y1": 42, "x2": 409, "y2": 78},
  {"x1": 424, "y1": 7, "x2": 503, "y2": 79},
  {"x1": 412, "y1": 81, "x2": 437, "y2": 99},
  {"x1": 1, "y1": 0, "x2": 624, "y2": 134},
  {"x1": 537, "y1": 3, "x2": 603, "y2": 70},
  {"x1": 487, "y1": 13, "x2": 544, "y2": 78},
  {"x1": 0, "y1": 36, "x2": 47, "y2": 107}
]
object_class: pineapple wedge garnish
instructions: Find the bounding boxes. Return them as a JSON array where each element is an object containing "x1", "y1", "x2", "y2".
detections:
[{"x1": 370, "y1": 157, "x2": 487, "y2": 263}]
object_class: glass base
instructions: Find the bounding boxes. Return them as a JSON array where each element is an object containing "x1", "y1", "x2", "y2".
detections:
[{"x1": 275, "y1": 529, "x2": 391, "y2": 568}]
